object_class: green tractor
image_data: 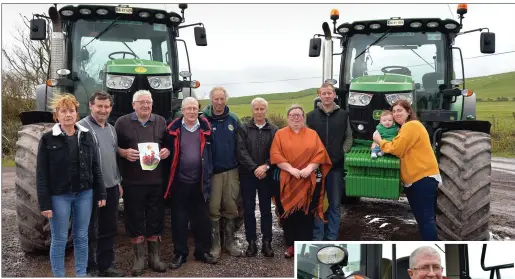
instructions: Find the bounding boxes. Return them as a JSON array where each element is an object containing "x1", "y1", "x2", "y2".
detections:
[
  {"x1": 308, "y1": 4, "x2": 496, "y2": 241},
  {"x1": 296, "y1": 242, "x2": 514, "y2": 279},
  {"x1": 15, "y1": 3, "x2": 206, "y2": 253}
]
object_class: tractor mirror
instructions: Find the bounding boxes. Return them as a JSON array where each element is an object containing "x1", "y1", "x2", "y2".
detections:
[
  {"x1": 309, "y1": 38, "x2": 322, "y2": 57},
  {"x1": 194, "y1": 27, "x2": 207, "y2": 46},
  {"x1": 480, "y1": 32, "x2": 495, "y2": 54},
  {"x1": 415, "y1": 83, "x2": 421, "y2": 90},
  {"x1": 30, "y1": 19, "x2": 47, "y2": 40}
]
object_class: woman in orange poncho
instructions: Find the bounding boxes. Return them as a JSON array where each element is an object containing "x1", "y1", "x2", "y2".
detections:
[{"x1": 270, "y1": 104, "x2": 332, "y2": 258}]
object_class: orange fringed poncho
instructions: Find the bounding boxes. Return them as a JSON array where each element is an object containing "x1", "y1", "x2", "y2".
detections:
[{"x1": 270, "y1": 126, "x2": 332, "y2": 221}]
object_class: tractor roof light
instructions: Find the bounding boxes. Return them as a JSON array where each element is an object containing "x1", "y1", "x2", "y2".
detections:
[
  {"x1": 96, "y1": 8, "x2": 108, "y2": 15},
  {"x1": 79, "y1": 8, "x2": 91, "y2": 15},
  {"x1": 155, "y1": 13, "x2": 166, "y2": 19},
  {"x1": 457, "y1": 3, "x2": 468, "y2": 15},
  {"x1": 445, "y1": 22, "x2": 458, "y2": 29},
  {"x1": 354, "y1": 24, "x2": 365, "y2": 31},
  {"x1": 330, "y1": 9, "x2": 339, "y2": 21},
  {"x1": 338, "y1": 27, "x2": 350, "y2": 33},
  {"x1": 369, "y1": 23, "x2": 381, "y2": 30},
  {"x1": 60, "y1": 9, "x2": 74, "y2": 17},
  {"x1": 169, "y1": 12, "x2": 182, "y2": 26},
  {"x1": 410, "y1": 21, "x2": 422, "y2": 28},
  {"x1": 139, "y1": 11, "x2": 150, "y2": 18},
  {"x1": 427, "y1": 21, "x2": 439, "y2": 28}
]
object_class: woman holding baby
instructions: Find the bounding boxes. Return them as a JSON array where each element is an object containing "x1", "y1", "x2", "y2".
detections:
[{"x1": 372, "y1": 100, "x2": 441, "y2": 241}]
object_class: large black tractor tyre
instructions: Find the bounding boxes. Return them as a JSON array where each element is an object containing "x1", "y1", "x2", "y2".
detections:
[
  {"x1": 436, "y1": 130, "x2": 491, "y2": 241},
  {"x1": 15, "y1": 123, "x2": 72, "y2": 253}
]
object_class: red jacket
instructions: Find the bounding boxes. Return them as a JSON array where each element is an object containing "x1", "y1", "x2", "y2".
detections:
[{"x1": 164, "y1": 116, "x2": 213, "y2": 201}]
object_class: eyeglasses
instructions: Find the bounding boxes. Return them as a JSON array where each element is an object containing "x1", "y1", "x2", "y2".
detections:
[
  {"x1": 134, "y1": 100, "x2": 153, "y2": 105},
  {"x1": 288, "y1": 113, "x2": 304, "y2": 119},
  {"x1": 413, "y1": 265, "x2": 444, "y2": 273},
  {"x1": 182, "y1": 107, "x2": 199, "y2": 112}
]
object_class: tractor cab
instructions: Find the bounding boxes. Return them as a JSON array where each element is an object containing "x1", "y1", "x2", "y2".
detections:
[{"x1": 296, "y1": 243, "x2": 514, "y2": 279}]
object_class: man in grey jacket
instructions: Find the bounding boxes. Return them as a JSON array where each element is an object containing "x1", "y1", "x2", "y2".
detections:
[{"x1": 80, "y1": 91, "x2": 124, "y2": 277}]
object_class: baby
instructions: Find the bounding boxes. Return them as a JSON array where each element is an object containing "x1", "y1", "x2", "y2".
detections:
[{"x1": 371, "y1": 110, "x2": 398, "y2": 159}]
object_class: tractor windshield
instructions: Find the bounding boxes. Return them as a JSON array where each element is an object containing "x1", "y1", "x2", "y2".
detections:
[
  {"x1": 71, "y1": 19, "x2": 172, "y2": 115},
  {"x1": 343, "y1": 31, "x2": 447, "y2": 94}
]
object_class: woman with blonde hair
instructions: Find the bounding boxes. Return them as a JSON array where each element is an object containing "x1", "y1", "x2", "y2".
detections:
[
  {"x1": 36, "y1": 93, "x2": 106, "y2": 276},
  {"x1": 270, "y1": 104, "x2": 332, "y2": 258}
]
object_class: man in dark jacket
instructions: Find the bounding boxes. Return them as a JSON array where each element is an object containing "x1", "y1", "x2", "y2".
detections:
[
  {"x1": 236, "y1": 97, "x2": 278, "y2": 257},
  {"x1": 201, "y1": 86, "x2": 243, "y2": 259},
  {"x1": 115, "y1": 90, "x2": 170, "y2": 275},
  {"x1": 306, "y1": 83, "x2": 353, "y2": 241},
  {"x1": 164, "y1": 97, "x2": 217, "y2": 269}
]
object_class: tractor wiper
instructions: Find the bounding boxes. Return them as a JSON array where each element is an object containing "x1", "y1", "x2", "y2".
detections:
[
  {"x1": 355, "y1": 29, "x2": 392, "y2": 60},
  {"x1": 83, "y1": 17, "x2": 122, "y2": 49},
  {"x1": 410, "y1": 49, "x2": 435, "y2": 70}
]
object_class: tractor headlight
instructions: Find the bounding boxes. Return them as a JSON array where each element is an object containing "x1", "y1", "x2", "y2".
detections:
[
  {"x1": 148, "y1": 76, "x2": 173, "y2": 90},
  {"x1": 348, "y1": 92, "x2": 373, "y2": 106},
  {"x1": 385, "y1": 93, "x2": 413, "y2": 105},
  {"x1": 106, "y1": 74, "x2": 134, "y2": 90}
]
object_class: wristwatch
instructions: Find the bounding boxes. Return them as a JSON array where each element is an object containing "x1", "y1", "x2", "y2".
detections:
[{"x1": 266, "y1": 164, "x2": 270, "y2": 170}]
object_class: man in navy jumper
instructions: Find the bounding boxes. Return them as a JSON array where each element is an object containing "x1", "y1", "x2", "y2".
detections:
[{"x1": 201, "y1": 86, "x2": 243, "y2": 259}]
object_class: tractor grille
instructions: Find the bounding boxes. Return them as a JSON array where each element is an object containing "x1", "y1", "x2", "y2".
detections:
[
  {"x1": 348, "y1": 92, "x2": 391, "y2": 140},
  {"x1": 107, "y1": 75, "x2": 173, "y2": 124}
]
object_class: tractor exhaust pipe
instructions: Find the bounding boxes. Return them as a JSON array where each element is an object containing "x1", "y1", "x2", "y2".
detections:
[
  {"x1": 48, "y1": 6, "x2": 66, "y2": 97},
  {"x1": 321, "y1": 22, "x2": 333, "y2": 84}
]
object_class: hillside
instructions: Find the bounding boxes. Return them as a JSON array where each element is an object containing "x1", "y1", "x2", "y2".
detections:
[{"x1": 199, "y1": 71, "x2": 515, "y2": 114}]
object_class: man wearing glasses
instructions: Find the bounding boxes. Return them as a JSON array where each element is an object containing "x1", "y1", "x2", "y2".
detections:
[
  {"x1": 115, "y1": 90, "x2": 170, "y2": 275},
  {"x1": 408, "y1": 246, "x2": 444, "y2": 279},
  {"x1": 164, "y1": 97, "x2": 217, "y2": 268}
]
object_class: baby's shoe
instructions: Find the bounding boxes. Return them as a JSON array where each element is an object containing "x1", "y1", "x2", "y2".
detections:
[
  {"x1": 371, "y1": 152, "x2": 378, "y2": 159},
  {"x1": 377, "y1": 151, "x2": 384, "y2": 157}
]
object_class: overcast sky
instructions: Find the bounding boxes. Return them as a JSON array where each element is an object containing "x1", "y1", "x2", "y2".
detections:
[{"x1": 2, "y1": 2, "x2": 515, "y2": 99}]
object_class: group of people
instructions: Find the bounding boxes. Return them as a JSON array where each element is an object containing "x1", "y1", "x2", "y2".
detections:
[{"x1": 36, "y1": 81, "x2": 441, "y2": 277}]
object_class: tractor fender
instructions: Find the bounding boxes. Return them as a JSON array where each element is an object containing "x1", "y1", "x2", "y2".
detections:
[{"x1": 462, "y1": 92, "x2": 477, "y2": 120}]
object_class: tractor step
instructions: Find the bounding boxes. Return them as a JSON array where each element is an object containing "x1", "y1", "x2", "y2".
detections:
[{"x1": 344, "y1": 140, "x2": 402, "y2": 200}]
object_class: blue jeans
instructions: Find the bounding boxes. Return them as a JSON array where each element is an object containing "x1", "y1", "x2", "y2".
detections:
[
  {"x1": 313, "y1": 168, "x2": 344, "y2": 240},
  {"x1": 404, "y1": 177, "x2": 438, "y2": 241},
  {"x1": 371, "y1": 145, "x2": 381, "y2": 154},
  {"x1": 50, "y1": 189, "x2": 93, "y2": 277}
]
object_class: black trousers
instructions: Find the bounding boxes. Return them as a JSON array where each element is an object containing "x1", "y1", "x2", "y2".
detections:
[
  {"x1": 88, "y1": 186, "x2": 120, "y2": 271},
  {"x1": 283, "y1": 210, "x2": 314, "y2": 247},
  {"x1": 123, "y1": 184, "x2": 164, "y2": 238},
  {"x1": 170, "y1": 180, "x2": 211, "y2": 257},
  {"x1": 240, "y1": 174, "x2": 273, "y2": 242}
]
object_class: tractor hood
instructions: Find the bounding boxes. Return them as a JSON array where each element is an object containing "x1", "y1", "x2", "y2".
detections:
[
  {"x1": 105, "y1": 59, "x2": 171, "y2": 75},
  {"x1": 350, "y1": 74, "x2": 414, "y2": 92}
]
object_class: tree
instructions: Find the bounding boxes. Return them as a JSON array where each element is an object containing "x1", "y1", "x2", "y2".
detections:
[
  {"x1": 1, "y1": 13, "x2": 50, "y2": 157},
  {"x1": 1, "y1": 13, "x2": 51, "y2": 92}
]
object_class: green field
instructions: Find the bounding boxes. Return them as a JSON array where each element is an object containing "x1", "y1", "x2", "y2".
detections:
[
  {"x1": 466, "y1": 72, "x2": 515, "y2": 100},
  {"x1": 200, "y1": 71, "x2": 514, "y2": 157}
]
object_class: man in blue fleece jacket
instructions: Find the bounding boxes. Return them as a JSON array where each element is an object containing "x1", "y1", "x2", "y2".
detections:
[{"x1": 201, "y1": 86, "x2": 243, "y2": 259}]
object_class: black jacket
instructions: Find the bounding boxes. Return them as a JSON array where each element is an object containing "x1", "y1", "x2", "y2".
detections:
[
  {"x1": 306, "y1": 103, "x2": 353, "y2": 169},
  {"x1": 236, "y1": 118, "x2": 278, "y2": 176},
  {"x1": 36, "y1": 123, "x2": 106, "y2": 211}
]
